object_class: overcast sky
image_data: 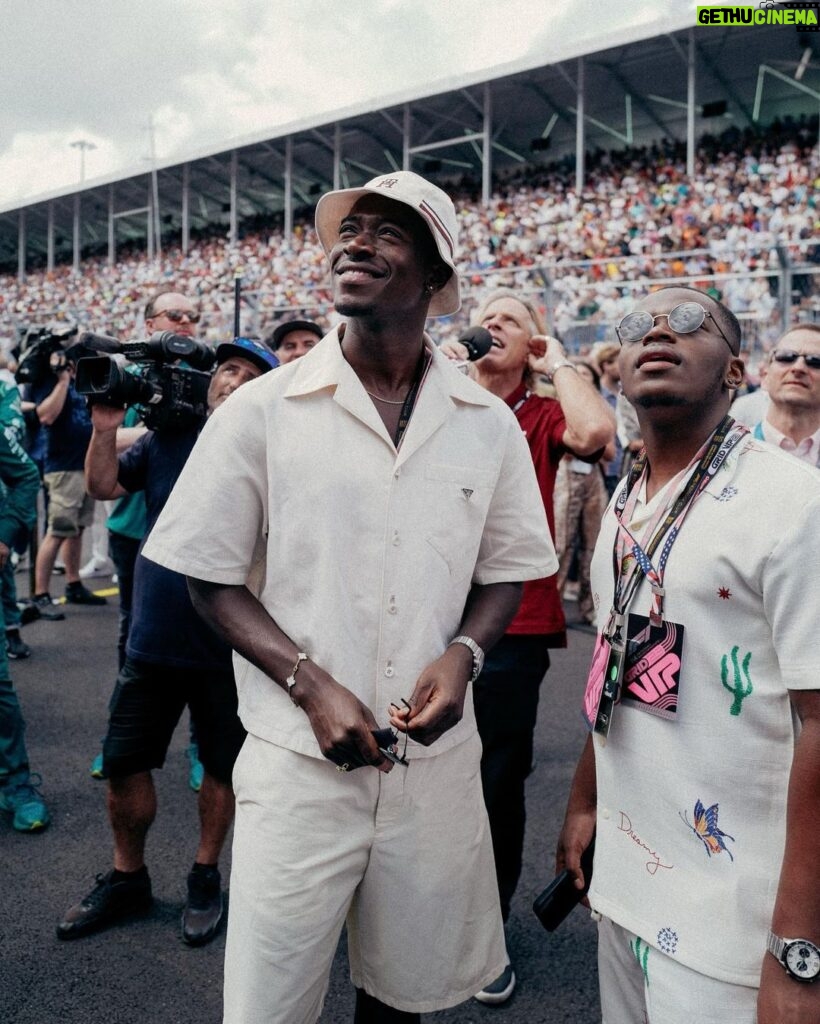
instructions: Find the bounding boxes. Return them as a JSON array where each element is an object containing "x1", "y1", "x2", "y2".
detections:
[{"x1": 1, "y1": 0, "x2": 685, "y2": 206}]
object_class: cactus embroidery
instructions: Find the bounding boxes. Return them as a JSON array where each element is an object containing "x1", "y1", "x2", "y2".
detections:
[
  {"x1": 629, "y1": 936, "x2": 650, "y2": 982},
  {"x1": 721, "y1": 646, "x2": 752, "y2": 716}
]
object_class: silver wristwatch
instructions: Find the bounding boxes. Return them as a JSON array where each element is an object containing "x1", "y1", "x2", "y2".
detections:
[
  {"x1": 544, "y1": 359, "x2": 577, "y2": 384},
  {"x1": 449, "y1": 635, "x2": 485, "y2": 683},
  {"x1": 767, "y1": 930, "x2": 820, "y2": 983}
]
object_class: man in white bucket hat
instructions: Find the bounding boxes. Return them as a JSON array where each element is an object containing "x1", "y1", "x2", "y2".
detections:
[{"x1": 144, "y1": 171, "x2": 555, "y2": 1022}]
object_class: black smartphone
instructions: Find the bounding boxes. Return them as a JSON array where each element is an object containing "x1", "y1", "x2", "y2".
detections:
[{"x1": 532, "y1": 835, "x2": 595, "y2": 932}]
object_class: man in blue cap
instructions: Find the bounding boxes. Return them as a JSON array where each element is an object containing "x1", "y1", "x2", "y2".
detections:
[{"x1": 57, "y1": 335, "x2": 278, "y2": 948}]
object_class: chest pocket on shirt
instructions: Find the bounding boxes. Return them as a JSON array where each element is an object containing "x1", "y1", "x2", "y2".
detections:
[{"x1": 423, "y1": 462, "x2": 495, "y2": 581}]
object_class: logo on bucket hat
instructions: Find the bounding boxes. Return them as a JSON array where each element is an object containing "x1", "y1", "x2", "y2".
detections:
[{"x1": 315, "y1": 171, "x2": 461, "y2": 317}]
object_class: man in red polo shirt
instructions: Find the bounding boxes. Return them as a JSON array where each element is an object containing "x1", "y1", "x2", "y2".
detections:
[{"x1": 443, "y1": 289, "x2": 614, "y2": 1004}]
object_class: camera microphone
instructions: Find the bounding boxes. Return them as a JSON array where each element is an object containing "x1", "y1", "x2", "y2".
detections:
[{"x1": 78, "y1": 331, "x2": 124, "y2": 354}]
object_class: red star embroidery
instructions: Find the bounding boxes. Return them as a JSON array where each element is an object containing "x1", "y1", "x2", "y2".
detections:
[{"x1": 718, "y1": 587, "x2": 732, "y2": 600}]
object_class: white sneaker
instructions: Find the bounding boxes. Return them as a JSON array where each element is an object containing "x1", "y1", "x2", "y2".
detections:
[
  {"x1": 475, "y1": 963, "x2": 516, "y2": 1005},
  {"x1": 79, "y1": 558, "x2": 115, "y2": 579}
]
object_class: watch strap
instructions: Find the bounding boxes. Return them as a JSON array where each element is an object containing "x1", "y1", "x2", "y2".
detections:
[
  {"x1": 545, "y1": 359, "x2": 577, "y2": 384},
  {"x1": 767, "y1": 930, "x2": 786, "y2": 962},
  {"x1": 449, "y1": 635, "x2": 485, "y2": 683}
]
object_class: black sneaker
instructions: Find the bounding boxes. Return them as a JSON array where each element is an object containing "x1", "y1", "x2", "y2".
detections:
[
  {"x1": 475, "y1": 963, "x2": 516, "y2": 1005},
  {"x1": 181, "y1": 865, "x2": 224, "y2": 946},
  {"x1": 6, "y1": 630, "x2": 31, "y2": 660},
  {"x1": 32, "y1": 593, "x2": 65, "y2": 622},
  {"x1": 64, "y1": 583, "x2": 107, "y2": 606},
  {"x1": 56, "y1": 868, "x2": 153, "y2": 940}
]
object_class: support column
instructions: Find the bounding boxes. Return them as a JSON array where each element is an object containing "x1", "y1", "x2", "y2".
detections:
[
  {"x1": 229, "y1": 150, "x2": 238, "y2": 246},
  {"x1": 284, "y1": 137, "x2": 294, "y2": 242},
  {"x1": 333, "y1": 124, "x2": 342, "y2": 190},
  {"x1": 182, "y1": 163, "x2": 190, "y2": 253},
  {"x1": 403, "y1": 104, "x2": 411, "y2": 171},
  {"x1": 151, "y1": 169, "x2": 161, "y2": 262},
  {"x1": 108, "y1": 185, "x2": 115, "y2": 265},
  {"x1": 47, "y1": 202, "x2": 55, "y2": 273},
  {"x1": 17, "y1": 210, "x2": 26, "y2": 284},
  {"x1": 482, "y1": 82, "x2": 492, "y2": 206},
  {"x1": 146, "y1": 186, "x2": 154, "y2": 261},
  {"x1": 687, "y1": 30, "x2": 696, "y2": 178},
  {"x1": 576, "y1": 57, "x2": 585, "y2": 193},
  {"x1": 73, "y1": 194, "x2": 80, "y2": 273}
]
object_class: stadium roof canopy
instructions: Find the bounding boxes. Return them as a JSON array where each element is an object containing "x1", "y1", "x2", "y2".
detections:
[{"x1": 3, "y1": 10, "x2": 820, "y2": 274}]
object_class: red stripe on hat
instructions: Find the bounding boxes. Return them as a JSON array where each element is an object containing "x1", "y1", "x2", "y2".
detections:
[{"x1": 420, "y1": 200, "x2": 454, "y2": 258}]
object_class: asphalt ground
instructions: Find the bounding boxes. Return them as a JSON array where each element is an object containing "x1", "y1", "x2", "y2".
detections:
[{"x1": 1, "y1": 572, "x2": 600, "y2": 1024}]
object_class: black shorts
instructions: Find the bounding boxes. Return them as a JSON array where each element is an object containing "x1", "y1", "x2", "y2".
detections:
[{"x1": 103, "y1": 656, "x2": 246, "y2": 785}]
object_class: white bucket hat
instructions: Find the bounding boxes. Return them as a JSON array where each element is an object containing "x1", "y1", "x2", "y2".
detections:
[{"x1": 315, "y1": 171, "x2": 461, "y2": 317}]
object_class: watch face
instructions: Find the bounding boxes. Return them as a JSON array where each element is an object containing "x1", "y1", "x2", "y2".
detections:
[{"x1": 785, "y1": 940, "x2": 820, "y2": 981}]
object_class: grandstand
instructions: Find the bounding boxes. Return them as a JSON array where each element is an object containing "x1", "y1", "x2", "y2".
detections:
[{"x1": 2, "y1": 14, "x2": 820, "y2": 357}]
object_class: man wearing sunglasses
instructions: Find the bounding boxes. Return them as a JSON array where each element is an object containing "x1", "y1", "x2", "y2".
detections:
[
  {"x1": 755, "y1": 325, "x2": 820, "y2": 468},
  {"x1": 143, "y1": 171, "x2": 555, "y2": 1023},
  {"x1": 558, "y1": 286, "x2": 820, "y2": 1024},
  {"x1": 144, "y1": 289, "x2": 200, "y2": 337}
]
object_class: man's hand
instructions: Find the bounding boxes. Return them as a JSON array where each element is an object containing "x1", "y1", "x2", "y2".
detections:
[
  {"x1": 438, "y1": 340, "x2": 478, "y2": 380},
  {"x1": 295, "y1": 663, "x2": 392, "y2": 774},
  {"x1": 556, "y1": 806, "x2": 597, "y2": 896},
  {"x1": 758, "y1": 948, "x2": 820, "y2": 1024},
  {"x1": 388, "y1": 644, "x2": 471, "y2": 746},
  {"x1": 527, "y1": 335, "x2": 566, "y2": 377},
  {"x1": 90, "y1": 403, "x2": 127, "y2": 432}
]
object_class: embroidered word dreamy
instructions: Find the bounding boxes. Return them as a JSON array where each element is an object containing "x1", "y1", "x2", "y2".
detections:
[{"x1": 618, "y1": 812, "x2": 674, "y2": 875}]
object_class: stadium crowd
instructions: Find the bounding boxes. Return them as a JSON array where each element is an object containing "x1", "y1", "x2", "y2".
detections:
[
  {"x1": 1, "y1": 138, "x2": 819, "y2": 1024},
  {"x1": 1, "y1": 119, "x2": 819, "y2": 357}
]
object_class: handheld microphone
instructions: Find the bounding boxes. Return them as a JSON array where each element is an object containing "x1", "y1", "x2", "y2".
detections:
[
  {"x1": 459, "y1": 327, "x2": 493, "y2": 361},
  {"x1": 452, "y1": 327, "x2": 493, "y2": 372}
]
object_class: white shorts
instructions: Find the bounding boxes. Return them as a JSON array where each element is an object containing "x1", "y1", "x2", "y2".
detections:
[
  {"x1": 598, "y1": 917, "x2": 759, "y2": 1024},
  {"x1": 224, "y1": 731, "x2": 506, "y2": 1022}
]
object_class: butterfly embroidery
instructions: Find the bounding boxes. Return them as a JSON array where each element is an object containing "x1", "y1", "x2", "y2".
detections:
[{"x1": 679, "y1": 799, "x2": 735, "y2": 861}]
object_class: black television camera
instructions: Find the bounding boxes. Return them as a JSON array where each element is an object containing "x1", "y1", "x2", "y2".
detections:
[
  {"x1": 14, "y1": 322, "x2": 80, "y2": 386},
  {"x1": 74, "y1": 331, "x2": 216, "y2": 432}
]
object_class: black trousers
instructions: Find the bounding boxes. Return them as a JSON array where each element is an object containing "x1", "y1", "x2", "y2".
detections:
[{"x1": 473, "y1": 634, "x2": 551, "y2": 922}]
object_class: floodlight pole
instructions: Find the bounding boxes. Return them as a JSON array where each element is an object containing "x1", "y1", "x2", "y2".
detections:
[
  {"x1": 687, "y1": 30, "x2": 696, "y2": 178},
  {"x1": 17, "y1": 210, "x2": 25, "y2": 284},
  {"x1": 46, "y1": 202, "x2": 54, "y2": 273},
  {"x1": 482, "y1": 83, "x2": 492, "y2": 206},
  {"x1": 576, "y1": 57, "x2": 585, "y2": 193},
  {"x1": 69, "y1": 139, "x2": 96, "y2": 184}
]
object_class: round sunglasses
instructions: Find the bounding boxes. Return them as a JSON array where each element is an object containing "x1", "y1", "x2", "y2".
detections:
[{"x1": 616, "y1": 301, "x2": 733, "y2": 350}]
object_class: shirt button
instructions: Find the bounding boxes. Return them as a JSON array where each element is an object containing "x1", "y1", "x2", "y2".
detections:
[
  {"x1": 394, "y1": 469, "x2": 400, "y2": 479},
  {"x1": 392, "y1": 530, "x2": 400, "y2": 546},
  {"x1": 602, "y1": 808, "x2": 611, "y2": 820},
  {"x1": 388, "y1": 598, "x2": 397, "y2": 614},
  {"x1": 384, "y1": 661, "x2": 395, "y2": 678}
]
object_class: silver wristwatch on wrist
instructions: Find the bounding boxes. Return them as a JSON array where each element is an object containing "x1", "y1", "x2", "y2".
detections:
[
  {"x1": 449, "y1": 635, "x2": 485, "y2": 683},
  {"x1": 766, "y1": 929, "x2": 820, "y2": 983},
  {"x1": 544, "y1": 359, "x2": 576, "y2": 384}
]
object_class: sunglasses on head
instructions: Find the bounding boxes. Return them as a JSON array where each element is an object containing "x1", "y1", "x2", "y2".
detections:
[
  {"x1": 616, "y1": 301, "x2": 733, "y2": 351},
  {"x1": 771, "y1": 349, "x2": 820, "y2": 370},
  {"x1": 151, "y1": 308, "x2": 200, "y2": 323}
]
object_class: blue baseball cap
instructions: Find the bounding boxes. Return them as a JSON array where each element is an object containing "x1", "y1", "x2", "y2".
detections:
[{"x1": 216, "y1": 337, "x2": 279, "y2": 374}]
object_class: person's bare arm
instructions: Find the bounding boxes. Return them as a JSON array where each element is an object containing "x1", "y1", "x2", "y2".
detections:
[
  {"x1": 556, "y1": 733, "x2": 597, "y2": 891},
  {"x1": 757, "y1": 689, "x2": 820, "y2": 1024},
  {"x1": 530, "y1": 337, "x2": 615, "y2": 456},
  {"x1": 388, "y1": 581, "x2": 522, "y2": 745},
  {"x1": 187, "y1": 579, "x2": 391, "y2": 773},
  {"x1": 36, "y1": 370, "x2": 71, "y2": 426},
  {"x1": 85, "y1": 404, "x2": 128, "y2": 499}
]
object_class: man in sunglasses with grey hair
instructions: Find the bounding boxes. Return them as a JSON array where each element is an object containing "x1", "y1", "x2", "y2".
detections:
[
  {"x1": 753, "y1": 323, "x2": 820, "y2": 468},
  {"x1": 558, "y1": 286, "x2": 820, "y2": 1024}
]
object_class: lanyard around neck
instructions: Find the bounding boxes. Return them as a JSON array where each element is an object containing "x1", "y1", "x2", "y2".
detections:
[{"x1": 609, "y1": 415, "x2": 748, "y2": 629}]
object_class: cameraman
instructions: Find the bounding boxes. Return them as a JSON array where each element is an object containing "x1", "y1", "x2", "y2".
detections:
[
  {"x1": 58, "y1": 337, "x2": 278, "y2": 947},
  {"x1": 30, "y1": 345, "x2": 106, "y2": 617}
]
